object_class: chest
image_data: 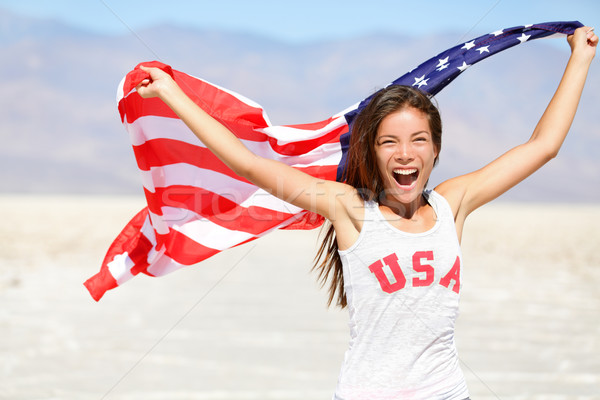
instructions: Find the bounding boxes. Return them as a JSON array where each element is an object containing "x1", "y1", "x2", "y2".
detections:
[
  {"x1": 378, "y1": 204, "x2": 438, "y2": 234},
  {"x1": 364, "y1": 248, "x2": 462, "y2": 295},
  {"x1": 342, "y1": 219, "x2": 463, "y2": 296}
]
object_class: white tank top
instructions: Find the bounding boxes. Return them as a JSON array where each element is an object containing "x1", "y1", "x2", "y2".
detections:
[{"x1": 334, "y1": 190, "x2": 469, "y2": 400}]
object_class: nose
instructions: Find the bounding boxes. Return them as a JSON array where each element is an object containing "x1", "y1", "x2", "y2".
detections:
[{"x1": 394, "y1": 143, "x2": 414, "y2": 162}]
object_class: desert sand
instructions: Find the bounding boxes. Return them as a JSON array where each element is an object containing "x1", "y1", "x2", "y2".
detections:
[{"x1": 0, "y1": 195, "x2": 598, "y2": 400}]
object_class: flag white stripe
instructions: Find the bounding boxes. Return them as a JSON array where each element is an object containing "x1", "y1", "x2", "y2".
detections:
[
  {"x1": 146, "y1": 252, "x2": 184, "y2": 276},
  {"x1": 171, "y1": 210, "x2": 300, "y2": 251},
  {"x1": 107, "y1": 252, "x2": 135, "y2": 285},
  {"x1": 256, "y1": 116, "x2": 347, "y2": 143}
]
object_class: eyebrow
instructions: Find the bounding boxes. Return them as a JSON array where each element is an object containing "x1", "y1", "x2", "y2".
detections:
[{"x1": 376, "y1": 131, "x2": 431, "y2": 140}]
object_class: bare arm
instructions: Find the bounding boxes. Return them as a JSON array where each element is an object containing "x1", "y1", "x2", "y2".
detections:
[
  {"x1": 135, "y1": 66, "x2": 360, "y2": 224},
  {"x1": 438, "y1": 26, "x2": 598, "y2": 226}
]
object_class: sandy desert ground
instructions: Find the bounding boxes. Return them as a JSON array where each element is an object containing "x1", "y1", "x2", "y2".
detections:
[{"x1": 0, "y1": 195, "x2": 599, "y2": 400}]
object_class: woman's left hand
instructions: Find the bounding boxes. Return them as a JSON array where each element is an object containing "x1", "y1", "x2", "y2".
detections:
[{"x1": 567, "y1": 26, "x2": 598, "y2": 63}]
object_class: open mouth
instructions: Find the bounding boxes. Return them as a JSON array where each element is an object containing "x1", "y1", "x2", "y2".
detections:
[{"x1": 393, "y1": 168, "x2": 419, "y2": 188}]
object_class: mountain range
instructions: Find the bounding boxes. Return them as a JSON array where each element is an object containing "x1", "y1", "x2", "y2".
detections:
[{"x1": 1, "y1": 9, "x2": 598, "y2": 202}]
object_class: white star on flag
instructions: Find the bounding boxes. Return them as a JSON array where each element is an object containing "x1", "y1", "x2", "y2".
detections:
[
  {"x1": 461, "y1": 40, "x2": 476, "y2": 50},
  {"x1": 436, "y1": 57, "x2": 450, "y2": 71},
  {"x1": 457, "y1": 61, "x2": 470, "y2": 72},
  {"x1": 413, "y1": 75, "x2": 426, "y2": 86},
  {"x1": 517, "y1": 33, "x2": 531, "y2": 43},
  {"x1": 492, "y1": 29, "x2": 504, "y2": 36},
  {"x1": 476, "y1": 46, "x2": 490, "y2": 54},
  {"x1": 413, "y1": 76, "x2": 429, "y2": 88}
]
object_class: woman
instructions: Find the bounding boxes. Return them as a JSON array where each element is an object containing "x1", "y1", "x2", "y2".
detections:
[{"x1": 135, "y1": 26, "x2": 596, "y2": 400}]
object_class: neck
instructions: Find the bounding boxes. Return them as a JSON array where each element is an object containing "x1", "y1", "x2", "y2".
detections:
[{"x1": 379, "y1": 193, "x2": 428, "y2": 220}]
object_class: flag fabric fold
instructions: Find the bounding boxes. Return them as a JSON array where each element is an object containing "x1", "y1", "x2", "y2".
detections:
[{"x1": 85, "y1": 21, "x2": 582, "y2": 301}]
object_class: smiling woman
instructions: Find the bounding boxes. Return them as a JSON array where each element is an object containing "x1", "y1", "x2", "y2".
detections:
[
  {"x1": 118, "y1": 24, "x2": 597, "y2": 400},
  {"x1": 126, "y1": 27, "x2": 598, "y2": 400},
  {"x1": 128, "y1": 26, "x2": 597, "y2": 399},
  {"x1": 313, "y1": 85, "x2": 465, "y2": 397}
]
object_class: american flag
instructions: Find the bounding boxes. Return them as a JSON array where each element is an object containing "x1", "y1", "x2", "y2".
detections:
[{"x1": 85, "y1": 21, "x2": 582, "y2": 301}]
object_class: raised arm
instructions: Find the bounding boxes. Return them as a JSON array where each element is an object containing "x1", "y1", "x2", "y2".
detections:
[
  {"x1": 135, "y1": 66, "x2": 360, "y2": 226},
  {"x1": 438, "y1": 26, "x2": 598, "y2": 226}
]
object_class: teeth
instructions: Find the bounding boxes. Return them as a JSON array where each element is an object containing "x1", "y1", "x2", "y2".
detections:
[{"x1": 393, "y1": 168, "x2": 417, "y2": 175}]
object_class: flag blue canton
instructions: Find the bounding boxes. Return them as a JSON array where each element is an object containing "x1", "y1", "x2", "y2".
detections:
[{"x1": 336, "y1": 21, "x2": 583, "y2": 181}]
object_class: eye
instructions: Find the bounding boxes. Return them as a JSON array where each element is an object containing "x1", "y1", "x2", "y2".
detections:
[{"x1": 377, "y1": 138, "x2": 395, "y2": 146}]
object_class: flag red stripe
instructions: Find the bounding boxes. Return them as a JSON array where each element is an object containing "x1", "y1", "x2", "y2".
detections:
[
  {"x1": 158, "y1": 230, "x2": 220, "y2": 265},
  {"x1": 267, "y1": 124, "x2": 347, "y2": 156},
  {"x1": 133, "y1": 139, "x2": 251, "y2": 182},
  {"x1": 128, "y1": 234, "x2": 153, "y2": 276},
  {"x1": 156, "y1": 230, "x2": 257, "y2": 265},
  {"x1": 119, "y1": 95, "x2": 178, "y2": 123},
  {"x1": 282, "y1": 117, "x2": 337, "y2": 130},
  {"x1": 84, "y1": 265, "x2": 118, "y2": 302},
  {"x1": 174, "y1": 70, "x2": 270, "y2": 126}
]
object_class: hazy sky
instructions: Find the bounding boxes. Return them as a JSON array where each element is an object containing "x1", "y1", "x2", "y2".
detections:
[{"x1": 1, "y1": 0, "x2": 598, "y2": 42}]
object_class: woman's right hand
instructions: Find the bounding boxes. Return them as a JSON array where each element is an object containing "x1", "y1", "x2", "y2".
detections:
[{"x1": 135, "y1": 65, "x2": 178, "y2": 100}]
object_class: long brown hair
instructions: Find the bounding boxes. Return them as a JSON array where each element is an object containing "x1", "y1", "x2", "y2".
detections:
[{"x1": 313, "y1": 85, "x2": 442, "y2": 308}]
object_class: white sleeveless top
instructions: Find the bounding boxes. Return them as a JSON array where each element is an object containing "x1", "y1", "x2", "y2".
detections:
[{"x1": 333, "y1": 190, "x2": 469, "y2": 400}]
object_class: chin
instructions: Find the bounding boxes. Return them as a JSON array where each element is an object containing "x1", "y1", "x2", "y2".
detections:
[{"x1": 382, "y1": 183, "x2": 424, "y2": 205}]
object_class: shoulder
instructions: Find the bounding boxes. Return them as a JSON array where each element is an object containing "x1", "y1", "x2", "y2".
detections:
[
  {"x1": 434, "y1": 175, "x2": 474, "y2": 223},
  {"x1": 435, "y1": 175, "x2": 478, "y2": 240},
  {"x1": 336, "y1": 183, "x2": 367, "y2": 225},
  {"x1": 435, "y1": 178, "x2": 468, "y2": 216}
]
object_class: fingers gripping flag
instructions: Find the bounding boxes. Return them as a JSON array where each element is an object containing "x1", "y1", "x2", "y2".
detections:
[{"x1": 85, "y1": 21, "x2": 582, "y2": 301}]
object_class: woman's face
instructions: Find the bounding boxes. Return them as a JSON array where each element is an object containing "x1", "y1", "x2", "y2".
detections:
[{"x1": 374, "y1": 107, "x2": 438, "y2": 206}]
